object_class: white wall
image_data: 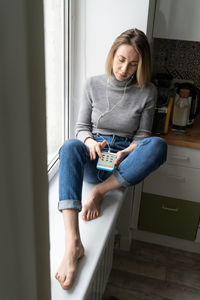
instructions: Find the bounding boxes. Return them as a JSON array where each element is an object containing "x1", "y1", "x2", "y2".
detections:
[
  {"x1": 85, "y1": 0, "x2": 150, "y2": 77},
  {"x1": 70, "y1": 0, "x2": 153, "y2": 137},
  {"x1": 0, "y1": 1, "x2": 50, "y2": 299}
]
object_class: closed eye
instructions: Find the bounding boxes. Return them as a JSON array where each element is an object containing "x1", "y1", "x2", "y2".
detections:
[
  {"x1": 117, "y1": 55, "x2": 138, "y2": 67},
  {"x1": 130, "y1": 62, "x2": 138, "y2": 67},
  {"x1": 118, "y1": 57, "x2": 125, "y2": 63}
]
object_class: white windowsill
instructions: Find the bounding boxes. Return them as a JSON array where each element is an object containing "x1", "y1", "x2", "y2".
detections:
[{"x1": 48, "y1": 172, "x2": 124, "y2": 299}]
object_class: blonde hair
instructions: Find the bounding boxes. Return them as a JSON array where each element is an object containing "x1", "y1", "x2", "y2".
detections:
[{"x1": 105, "y1": 28, "x2": 151, "y2": 88}]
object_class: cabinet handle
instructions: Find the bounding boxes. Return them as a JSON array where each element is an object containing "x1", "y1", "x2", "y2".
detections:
[
  {"x1": 166, "y1": 174, "x2": 186, "y2": 182},
  {"x1": 170, "y1": 155, "x2": 189, "y2": 161},
  {"x1": 162, "y1": 204, "x2": 179, "y2": 212}
]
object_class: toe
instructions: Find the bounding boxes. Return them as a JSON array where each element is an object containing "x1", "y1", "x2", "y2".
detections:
[
  {"x1": 62, "y1": 280, "x2": 70, "y2": 289},
  {"x1": 86, "y1": 210, "x2": 91, "y2": 221},
  {"x1": 60, "y1": 274, "x2": 66, "y2": 283},
  {"x1": 63, "y1": 272, "x2": 75, "y2": 289},
  {"x1": 57, "y1": 274, "x2": 61, "y2": 280},
  {"x1": 80, "y1": 208, "x2": 87, "y2": 220},
  {"x1": 80, "y1": 213, "x2": 85, "y2": 220},
  {"x1": 92, "y1": 212, "x2": 96, "y2": 220}
]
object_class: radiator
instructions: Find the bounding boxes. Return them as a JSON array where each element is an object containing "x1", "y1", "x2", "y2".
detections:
[{"x1": 84, "y1": 232, "x2": 114, "y2": 300}]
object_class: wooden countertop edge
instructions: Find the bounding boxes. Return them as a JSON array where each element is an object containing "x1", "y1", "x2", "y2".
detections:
[
  {"x1": 162, "y1": 138, "x2": 200, "y2": 150},
  {"x1": 153, "y1": 114, "x2": 200, "y2": 150},
  {"x1": 153, "y1": 131, "x2": 200, "y2": 150}
]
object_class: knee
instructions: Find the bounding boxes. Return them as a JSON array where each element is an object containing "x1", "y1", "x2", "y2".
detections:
[
  {"x1": 59, "y1": 139, "x2": 86, "y2": 158},
  {"x1": 150, "y1": 137, "x2": 168, "y2": 162}
]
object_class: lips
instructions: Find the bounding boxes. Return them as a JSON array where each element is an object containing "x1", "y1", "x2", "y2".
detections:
[{"x1": 118, "y1": 73, "x2": 127, "y2": 80}]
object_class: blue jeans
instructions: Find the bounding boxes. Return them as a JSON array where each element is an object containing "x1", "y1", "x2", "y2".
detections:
[{"x1": 58, "y1": 135, "x2": 167, "y2": 211}]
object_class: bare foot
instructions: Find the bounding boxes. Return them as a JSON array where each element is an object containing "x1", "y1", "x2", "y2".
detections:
[
  {"x1": 80, "y1": 186, "x2": 104, "y2": 221},
  {"x1": 55, "y1": 239, "x2": 84, "y2": 289}
]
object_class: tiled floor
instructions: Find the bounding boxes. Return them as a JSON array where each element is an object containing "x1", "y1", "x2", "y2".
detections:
[{"x1": 103, "y1": 240, "x2": 200, "y2": 300}]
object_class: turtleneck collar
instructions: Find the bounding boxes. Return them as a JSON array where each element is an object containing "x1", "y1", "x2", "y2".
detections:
[{"x1": 109, "y1": 73, "x2": 136, "y2": 88}]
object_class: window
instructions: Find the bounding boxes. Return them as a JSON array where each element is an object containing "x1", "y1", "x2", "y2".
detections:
[{"x1": 43, "y1": 0, "x2": 68, "y2": 170}]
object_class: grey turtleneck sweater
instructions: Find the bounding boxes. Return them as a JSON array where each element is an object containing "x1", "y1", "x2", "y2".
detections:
[{"x1": 75, "y1": 74, "x2": 157, "y2": 144}]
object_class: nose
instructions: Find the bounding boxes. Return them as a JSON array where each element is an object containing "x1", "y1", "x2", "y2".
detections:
[{"x1": 121, "y1": 62, "x2": 128, "y2": 74}]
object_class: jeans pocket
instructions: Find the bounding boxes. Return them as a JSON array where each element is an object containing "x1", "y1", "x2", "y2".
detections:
[
  {"x1": 112, "y1": 140, "x2": 130, "y2": 151},
  {"x1": 93, "y1": 134, "x2": 102, "y2": 143}
]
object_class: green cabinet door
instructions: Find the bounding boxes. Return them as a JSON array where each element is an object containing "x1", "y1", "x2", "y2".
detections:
[{"x1": 138, "y1": 193, "x2": 200, "y2": 241}]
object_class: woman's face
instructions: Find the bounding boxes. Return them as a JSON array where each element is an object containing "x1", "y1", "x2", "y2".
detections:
[{"x1": 112, "y1": 44, "x2": 139, "y2": 81}]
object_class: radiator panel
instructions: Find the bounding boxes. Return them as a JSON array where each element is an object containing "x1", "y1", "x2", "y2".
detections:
[{"x1": 85, "y1": 233, "x2": 114, "y2": 300}]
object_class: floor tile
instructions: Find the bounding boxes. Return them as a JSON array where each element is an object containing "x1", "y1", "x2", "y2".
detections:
[{"x1": 103, "y1": 240, "x2": 200, "y2": 300}]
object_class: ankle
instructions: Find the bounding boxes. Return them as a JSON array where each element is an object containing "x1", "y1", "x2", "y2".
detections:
[
  {"x1": 65, "y1": 233, "x2": 81, "y2": 244},
  {"x1": 93, "y1": 184, "x2": 104, "y2": 196}
]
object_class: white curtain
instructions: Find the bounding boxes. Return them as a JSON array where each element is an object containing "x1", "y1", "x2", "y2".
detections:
[{"x1": 0, "y1": 1, "x2": 50, "y2": 299}]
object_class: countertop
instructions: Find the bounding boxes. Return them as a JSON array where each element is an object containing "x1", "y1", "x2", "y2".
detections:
[{"x1": 154, "y1": 113, "x2": 200, "y2": 150}]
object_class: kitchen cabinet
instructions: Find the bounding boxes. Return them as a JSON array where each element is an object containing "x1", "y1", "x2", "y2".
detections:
[
  {"x1": 142, "y1": 150, "x2": 200, "y2": 202},
  {"x1": 153, "y1": 0, "x2": 200, "y2": 42},
  {"x1": 138, "y1": 193, "x2": 200, "y2": 240},
  {"x1": 137, "y1": 145, "x2": 200, "y2": 241}
]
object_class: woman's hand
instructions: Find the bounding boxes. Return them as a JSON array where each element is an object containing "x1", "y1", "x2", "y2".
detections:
[
  {"x1": 115, "y1": 143, "x2": 137, "y2": 168},
  {"x1": 84, "y1": 138, "x2": 107, "y2": 160}
]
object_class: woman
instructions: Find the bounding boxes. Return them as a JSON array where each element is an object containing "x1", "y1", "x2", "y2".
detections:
[{"x1": 55, "y1": 28, "x2": 167, "y2": 289}]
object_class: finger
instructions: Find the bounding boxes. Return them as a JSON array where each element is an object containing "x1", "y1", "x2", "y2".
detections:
[
  {"x1": 116, "y1": 151, "x2": 123, "y2": 160},
  {"x1": 90, "y1": 149, "x2": 96, "y2": 160},
  {"x1": 100, "y1": 140, "x2": 107, "y2": 150},
  {"x1": 115, "y1": 152, "x2": 123, "y2": 166},
  {"x1": 96, "y1": 143, "x2": 103, "y2": 160},
  {"x1": 114, "y1": 157, "x2": 120, "y2": 167},
  {"x1": 92, "y1": 150, "x2": 96, "y2": 160}
]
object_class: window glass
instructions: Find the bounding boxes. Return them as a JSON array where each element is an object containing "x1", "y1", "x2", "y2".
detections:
[{"x1": 43, "y1": 0, "x2": 65, "y2": 167}]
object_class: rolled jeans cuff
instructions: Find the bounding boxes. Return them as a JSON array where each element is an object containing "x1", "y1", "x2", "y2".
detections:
[
  {"x1": 58, "y1": 200, "x2": 82, "y2": 212},
  {"x1": 113, "y1": 169, "x2": 130, "y2": 188}
]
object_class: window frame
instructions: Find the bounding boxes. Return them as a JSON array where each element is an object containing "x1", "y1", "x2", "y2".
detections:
[{"x1": 46, "y1": 0, "x2": 70, "y2": 181}]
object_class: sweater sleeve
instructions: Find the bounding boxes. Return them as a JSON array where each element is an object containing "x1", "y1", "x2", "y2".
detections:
[
  {"x1": 132, "y1": 84, "x2": 157, "y2": 144},
  {"x1": 75, "y1": 79, "x2": 94, "y2": 142}
]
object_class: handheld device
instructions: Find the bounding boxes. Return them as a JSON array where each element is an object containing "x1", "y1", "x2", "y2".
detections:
[{"x1": 96, "y1": 151, "x2": 116, "y2": 172}]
